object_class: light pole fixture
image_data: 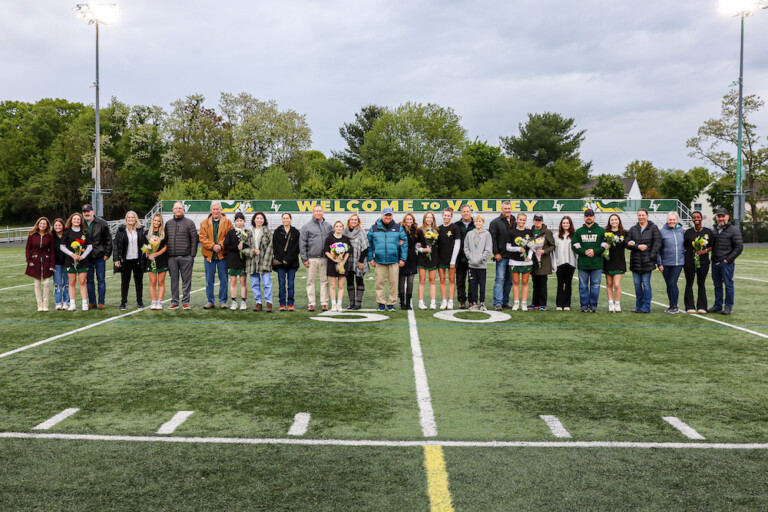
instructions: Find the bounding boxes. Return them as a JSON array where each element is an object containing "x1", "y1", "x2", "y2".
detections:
[
  {"x1": 718, "y1": 0, "x2": 767, "y2": 229},
  {"x1": 74, "y1": 3, "x2": 118, "y2": 218}
]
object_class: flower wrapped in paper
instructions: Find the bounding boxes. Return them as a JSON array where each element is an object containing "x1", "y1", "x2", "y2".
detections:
[
  {"x1": 330, "y1": 242, "x2": 349, "y2": 274},
  {"x1": 423, "y1": 228, "x2": 438, "y2": 261},
  {"x1": 692, "y1": 235, "x2": 709, "y2": 269},
  {"x1": 532, "y1": 236, "x2": 546, "y2": 268},
  {"x1": 141, "y1": 243, "x2": 155, "y2": 270},
  {"x1": 602, "y1": 232, "x2": 624, "y2": 260},
  {"x1": 235, "y1": 228, "x2": 248, "y2": 259}
]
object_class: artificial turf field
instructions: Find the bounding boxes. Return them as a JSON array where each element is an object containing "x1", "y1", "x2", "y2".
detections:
[{"x1": 1, "y1": 245, "x2": 767, "y2": 511}]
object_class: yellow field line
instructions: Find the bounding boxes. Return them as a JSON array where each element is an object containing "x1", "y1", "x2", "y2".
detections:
[{"x1": 424, "y1": 445, "x2": 454, "y2": 512}]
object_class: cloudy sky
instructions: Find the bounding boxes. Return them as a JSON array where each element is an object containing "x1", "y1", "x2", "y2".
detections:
[{"x1": 3, "y1": 0, "x2": 768, "y2": 174}]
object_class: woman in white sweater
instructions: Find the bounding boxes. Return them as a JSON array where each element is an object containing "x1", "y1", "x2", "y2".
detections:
[{"x1": 553, "y1": 216, "x2": 578, "y2": 310}]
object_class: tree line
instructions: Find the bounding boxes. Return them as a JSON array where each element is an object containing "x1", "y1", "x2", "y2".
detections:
[{"x1": 1, "y1": 91, "x2": 765, "y2": 239}]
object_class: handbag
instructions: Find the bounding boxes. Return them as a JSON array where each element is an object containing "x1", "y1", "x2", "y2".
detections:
[{"x1": 272, "y1": 228, "x2": 291, "y2": 267}]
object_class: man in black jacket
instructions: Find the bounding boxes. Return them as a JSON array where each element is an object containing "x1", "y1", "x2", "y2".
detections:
[
  {"x1": 82, "y1": 204, "x2": 113, "y2": 309},
  {"x1": 453, "y1": 204, "x2": 474, "y2": 309},
  {"x1": 166, "y1": 201, "x2": 199, "y2": 309},
  {"x1": 489, "y1": 201, "x2": 514, "y2": 310},
  {"x1": 707, "y1": 208, "x2": 743, "y2": 315}
]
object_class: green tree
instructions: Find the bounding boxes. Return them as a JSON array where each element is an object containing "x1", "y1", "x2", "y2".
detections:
[
  {"x1": 659, "y1": 168, "x2": 712, "y2": 208},
  {"x1": 382, "y1": 176, "x2": 430, "y2": 199},
  {"x1": 500, "y1": 112, "x2": 590, "y2": 171},
  {"x1": 360, "y1": 102, "x2": 471, "y2": 196},
  {"x1": 591, "y1": 174, "x2": 625, "y2": 199},
  {"x1": 623, "y1": 160, "x2": 662, "y2": 198},
  {"x1": 299, "y1": 178, "x2": 328, "y2": 199},
  {"x1": 332, "y1": 104, "x2": 385, "y2": 172},
  {"x1": 253, "y1": 166, "x2": 296, "y2": 199},
  {"x1": 478, "y1": 158, "x2": 587, "y2": 198},
  {"x1": 464, "y1": 139, "x2": 504, "y2": 187},
  {"x1": 226, "y1": 182, "x2": 259, "y2": 200},
  {"x1": 158, "y1": 179, "x2": 215, "y2": 201},
  {"x1": 706, "y1": 178, "x2": 735, "y2": 214},
  {"x1": 329, "y1": 170, "x2": 386, "y2": 199},
  {"x1": 687, "y1": 91, "x2": 768, "y2": 241}
]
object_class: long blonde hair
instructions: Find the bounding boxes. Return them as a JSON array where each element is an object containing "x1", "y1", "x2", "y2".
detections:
[
  {"x1": 124, "y1": 210, "x2": 142, "y2": 231},
  {"x1": 346, "y1": 213, "x2": 363, "y2": 231},
  {"x1": 150, "y1": 213, "x2": 165, "y2": 238}
]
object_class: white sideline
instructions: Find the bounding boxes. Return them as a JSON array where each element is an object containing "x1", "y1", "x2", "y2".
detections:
[
  {"x1": 287, "y1": 412, "x2": 311, "y2": 436},
  {"x1": 32, "y1": 408, "x2": 80, "y2": 430},
  {"x1": 540, "y1": 415, "x2": 572, "y2": 438},
  {"x1": 0, "y1": 263, "x2": 26, "y2": 268},
  {"x1": 408, "y1": 309, "x2": 438, "y2": 437},
  {"x1": 0, "y1": 286, "x2": 208, "y2": 360},
  {"x1": 662, "y1": 417, "x2": 706, "y2": 440},
  {"x1": 157, "y1": 411, "x2": 194, "y2": 434},
  {"x1": 2, "y1": 432, "x2": 767, "y2": 450},
  {"x1": 734, "y1": 276, "x2": 768, "y2": 283}
]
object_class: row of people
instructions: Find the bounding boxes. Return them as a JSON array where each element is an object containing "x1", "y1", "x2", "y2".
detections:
[{"x1": 24, "y1": 202, "x2": 743, "y2": 314}]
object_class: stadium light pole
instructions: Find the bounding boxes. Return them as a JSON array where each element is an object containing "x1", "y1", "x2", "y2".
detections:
[
  {"x1": 718, "y1": 0, "x2": 767, "y2": 229},
  {"x1": 73, "y1": 3, "x2": 118, "y2": 218}
]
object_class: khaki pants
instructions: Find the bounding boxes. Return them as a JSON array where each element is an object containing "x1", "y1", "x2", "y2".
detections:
[
  {"x1": 306, "y1": 258, "x2": 329, "y2": 307},
  {"x1": 34, "y1": 277, "x2": 50, "y2": 310},
  {"x1": 374, "y1": 263, "x2": 399, "y2": 306}
]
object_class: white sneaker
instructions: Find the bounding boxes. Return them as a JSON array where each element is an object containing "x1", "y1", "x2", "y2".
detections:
[
  {"x1": 68, "y1": 302, "x2": 76, "y2": 311},
  {"x1": 556, "y1": 307, "x2": 563, "y2": 311},
  {"x1": 240, "y1": 300, "x2": 247, "y2": 310},
  {"x1": 608, "y1": 302, "x2": 615, "y2": 312},
  {"x1": 468, "y1": 304, "x2": 478, "y2": 311},
  {"x1": 156, "y1": 301, "x2": 163, "y2": 310},
  {"x1": 512, "y1": 301, "x2": 520, "y2": 311},
  {"x1": 521, "y1": 301, "x2": 528, "y2": 311},
  {"x1": 55, "y1": 303, "x2": 61, "y2": 311},
  {"x1": 230, "y1": 301, "x2": 238, "y2": 310},
  {"x1": 81, "y1": 302, "x2": 89, "y2": 311},
  {"x1": 440, "y1": 299, "x2": 448, "y2": 310},
  {"x1": 429, "y1": 300, "x2": 437, "y2": 310},
  {"x1": 418, "y1": 300, "x2": 427, "y2": 310},
  {"x1": 447, "y1": 300, "x2": 454, "y2": 310},
  {"x1": 479, "y1": 303, "x2": 487, "y2": 311},
  {"x1": 564, "y1": 306, "x2": 571, "y2": 311},
  {"x1": 615, "y1": 303, "x2": 621, "y2": 312}
]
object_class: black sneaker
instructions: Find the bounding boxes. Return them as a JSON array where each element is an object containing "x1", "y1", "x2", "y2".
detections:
[
  {"x1": 707, "y1": 306, "x2": 722, "y2": 314},
  {"x1": 721, "y1": 306, "x2": 732, "y2": 315},
  {"x1": 580, "y1": 306, "x2": 588, "y2": 313},
  {"x1": 119, "y1": 304, "x2": 127, "y2": 311}
]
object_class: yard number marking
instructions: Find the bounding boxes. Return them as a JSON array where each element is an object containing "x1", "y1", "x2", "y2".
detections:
[
  {"x1": 310, "y1": 310, "x2": 389, "y2": 323},
  {"x1": 433, "y1": 310, "x2": 511, "y2": 323}
]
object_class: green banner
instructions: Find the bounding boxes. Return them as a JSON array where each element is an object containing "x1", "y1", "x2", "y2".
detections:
[{"x1": 162, "y1": 198, "x2": 680, "y2": 214}]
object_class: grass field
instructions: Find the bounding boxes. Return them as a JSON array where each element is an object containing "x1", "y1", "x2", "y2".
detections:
[{"x1": 1, "y1": 245, "x2": 767, "y2": 511}]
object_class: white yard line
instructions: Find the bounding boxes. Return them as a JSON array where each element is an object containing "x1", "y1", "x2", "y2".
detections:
[
  {"x1": 540, "y1": 415, "x2": 572, "y2": 438},
  {"x1": 739, "y1": 260, "x2": 768, "y2": 265},
  {"x1": 0, "y1": 263, "x2": 26, "y2": 268},
  {"x1": 0, "y1": 282, "x2": 34, "y2": 291},
  {"x1": 734, "y1": 276, "x2": 768, "y2": 283},
  {"x1": 2, "y1": 432, "x2": 767, "y2": 450},
  {"x1": 157, "y1": 411, "x2": 195, "y2": 434},
  {"x1": 32, "y1": 408, "x2": 80, "y2": 430},
  {"x1": 0, "y1": 286, "x2": 208, "y2": 360},
  {"x1": 662, "y1": 417, "x2": 706, "y2": 440},
  {"x1": 575, "y1": 277, "x2": 768, "y2": 340},
  {"x1": 408, "y1": 309, "x2": 438, "y2": 437},
  {"x1": 287, "y1": 412, "x2": 311, "y2": 436}
]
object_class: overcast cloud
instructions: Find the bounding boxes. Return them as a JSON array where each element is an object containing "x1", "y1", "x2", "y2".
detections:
[{"x1": 2, "y1": 0, "x2": 768, "y2": 174}]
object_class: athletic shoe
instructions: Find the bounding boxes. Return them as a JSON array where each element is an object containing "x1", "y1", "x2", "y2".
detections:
[
  {"x1": 280, "y1": 305, "x2": 286, "y2": 311},
  {"x1": 418, "y1": 300, "x2": 427, "y2": 310},
  {"x1": 230, "y1": 301, "x2": 238, "y2": 310},
  {"x1": 182, "y1": 304, "x2": 191, "y2": 310},
  {"x1": 219, "y1": 303, "x2": 228, "y2": 309},
  {"x1": 608, "y1": 302, "x2": 615, "y2": 312},
  {"x1": 377, "y1": 304, "x2": 386, "y2": 311},
  {"x1": 440, "y1": 299, "x2": 448, "y2": 310},
  {"x1": 615, "y1": 303, "x2": 621, "y2": 312},
  {"x1": 528, "y1": 305, "x2": 539, "y2": 310},
  {"x1": 429, "y1": 301, "x2": 437, "y2": 310},
  {"x1": 479, "y1": 303, "x2": 487, "y2": 311},
  {"x1": 722, "y1": 306, "x2": 732, "y2": 315},
  {"x1": 468, "y1": 303, "x2": 478, "y2": 311},
  {"x1": 387, "y1": 305, "x2": 396, "y2": 312},
  {"x1": 521, "y1": 302, "x2": 528, "y2": 311},
  {"x1": 137, "y1": 303, "x2": 145, "y2": 309},
  {"x1": 321, "y1": 305, "x2": 328, "y2": 312},
  {"x1": 156, "y1": 302, "x2": 163, "y2": 310},
  {"x1": 68, "y1": 302, "x2": 76, "y2": 311},
  {"x1": 706, "y1": 306, "x2": 722, "y2": 314},
  {"x1": 556, "y1": 307, "x2": 563, "y2": 311},
  {"x1": 564, "y1": 307, "x2": 571, "y2": 311},
  {"x1": 580, "y1": 306, "x2": 588, "y2": 313},
  {"x1": 512, "y1": 302, "x2": 520, "y2": 311},
  {"x1": 494, "y1": 305, "x2": 502, "y2": 311},
  {"x1": 169, "y1": 304, "x2": 179, "y2": 310},
  {"x1": 55, "y1": 304, "x2": 61, "y2": 311},
  {"x1": 539, "y1": 306, "x2": 547, "y2": 311},
  {"x1": 288, "y1": 305, "x2": 295, "y2": 312},
  {"x1": 459, "y1": 301, "x2": 466, "y2": 309},
  {"x1": 589, "y1": 307, "x2": 597, "y2": 313},
  {"x1": 502, "y1": 304, "x2": 512, "y2": 310},
  {"x1": 307, "y1": 305, "x2": 315, "y2": 312},
  {"x1": 203, "y1": 303, "x2": 215, "y2": 310},
  {"x1": 664, "y1": 307, "x2": 676, "y2": 314},
  {"x1": 119, "y1": 304, "x2": 127, "y2": 311},
  {"x1": 82, "y1": 302, "x2": 89, "y2": 311},
  {"x1": 447, "y1": 300, "x2": 454, "y2": 310},
  {"x1": 241, "y1": 301, "x2": 248, "y2": 311}
]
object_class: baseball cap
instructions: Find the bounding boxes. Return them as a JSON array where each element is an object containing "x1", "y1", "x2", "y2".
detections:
[
  {"x1": 382, "y1": 207, "x2": 394, "y2": 215},
  {"x1": 584, "y1": 209, "x2": 595, "y2": 216},
  {"x1": 533, "y1": 214, "x2": 543, "y2": 221},
  {"x1": 715, "y1": 207, "x2": 729, "y2": 216},
  {"x1": 82, "y1": 204, "x2": 94, "y2": 212}
]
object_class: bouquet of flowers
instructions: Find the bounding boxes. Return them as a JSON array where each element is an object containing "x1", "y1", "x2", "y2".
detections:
[
  {"x1": 423, "y1": 228, "x2": 438, "y2": 261},
  {"x1": 515, "y1": 235, "x2": 532, "y2": 261},
  {"x1": 532, "y1": 237, "x2": 546, "y2": 268},
  {"x1": 692, "y1": 235, "x2": 709, "y2": 269},
  {"x1": 70, "y1": 238, "x2": 86, "y2": 268},
  {"x1": 141, "y1": 243, "x2": 155, "y2": 270},
  {"x1": 235, "y1": 228, "x2": 248, "y2": 259},
  {"x1": 602, "y1": 232, "x2": 624, "y2": 260},
  {"x1": 330, "y1": 242, "x2": 349, "y2": 274}
]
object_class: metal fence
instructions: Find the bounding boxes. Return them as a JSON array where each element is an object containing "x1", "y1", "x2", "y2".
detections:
[{"x1": 0, "y1": 226, "x2": 32, "y2": 243}]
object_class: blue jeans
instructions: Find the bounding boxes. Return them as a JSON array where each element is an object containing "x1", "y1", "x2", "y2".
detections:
[
  {"x1": 250, "y1": 272, "x2": 273, "y2": 304},
  {"x1": 53, "y1": 264, "x2": 69, "y2": 305},
  {"x1": 632, "y1": 272, "x2": 652, "y2": 313},
  {"x1": 87, "y1": 257, "x2": 106, "y2": 305},
  {"x1": 276, "y1": 267, "x2": 297, "y2": 306},
  {"x1": 712, "y1": 261, "x2": 735, "y2": 308},
  {"x1": 204, "y1": 258, "x2": 228, "y2": 304},
  {"x1": 578, "y1": 268, "x2": 602, "y2": 309},
  {"x1": 493, "y1": 259, "x2": 513, "y2": 307},
  {"x1": 661, "y1": 265, "x2": 683, "y2": 308}
]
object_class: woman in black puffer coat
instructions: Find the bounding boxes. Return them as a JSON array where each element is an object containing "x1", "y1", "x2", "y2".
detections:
[{"x1": 625, "y1": 209, "x2": 661, "y2": 313}]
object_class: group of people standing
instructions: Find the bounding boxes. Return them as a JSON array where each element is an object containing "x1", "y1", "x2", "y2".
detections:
[{"x1": 24, "y1": 201, "x2": 744, "y2": 315}]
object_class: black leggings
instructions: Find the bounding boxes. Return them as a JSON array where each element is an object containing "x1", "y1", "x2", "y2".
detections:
[
  {"x1": 120, "y1": 259, "x2": 144, "y2": 306},
  {"x1": 555, "y1": 264, "x2": 575, "y2": 308},
  {"x1": 399, "y1": 273, "x2": 415, "y2": 296}
]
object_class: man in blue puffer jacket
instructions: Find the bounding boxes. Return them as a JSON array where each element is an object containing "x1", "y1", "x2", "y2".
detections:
[
  {"x1": 368, "y1": 208, "x2": 408, "y2": 311},
  {"x1": 656, "y1": 211, "x2": 686, "y2": 313}
]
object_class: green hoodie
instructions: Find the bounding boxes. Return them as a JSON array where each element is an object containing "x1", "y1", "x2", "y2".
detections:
[{"x1": 572, "y1": 223, "x2": 606, "y2": 270}]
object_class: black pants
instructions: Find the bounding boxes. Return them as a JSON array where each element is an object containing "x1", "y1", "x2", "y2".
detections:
[
  {"x1": 120, "y1": 259, "x2": 144, "y2": 306},
  {"x1": 468, "y1": 268, "x2": 487, "y2": 304},
  {"x1": 346, "y1": 271, "x2": 365, "y2": 299},
  {"x1": 456, "y1": 260, "x2": 469, "y2": 303},
  {"x1": 531, "y1": 274, "x2": 548, "y2": 308},
  {"x1": 683, "y1": 261, "x2": 709, "y2": 311},
  {"x1": 399, "y1": 273, "x2": 415, "y2": 296},
  {"x1": 555, "y1": 264, "x2": 575, "y2": 308}
]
